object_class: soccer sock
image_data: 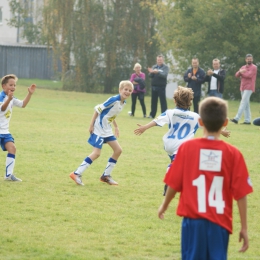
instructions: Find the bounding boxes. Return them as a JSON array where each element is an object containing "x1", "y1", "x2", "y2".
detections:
[
  {"x1": 75, "y1": 157, "x2": 92, "y2": 175},
  {"x1": 103, "y1": 158, "x2": 117, "y2": 176},
  {"x1": 6, "y1": 153, "x2": 15, "y2": 177}
]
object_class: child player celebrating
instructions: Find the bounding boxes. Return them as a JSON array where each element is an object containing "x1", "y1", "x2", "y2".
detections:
[
  {"x1": 158, "y1": 97, "x2": 253, "y2": 259},
  {"x1": 70, "y1": 80, "x2": 133, "y2": 186}
]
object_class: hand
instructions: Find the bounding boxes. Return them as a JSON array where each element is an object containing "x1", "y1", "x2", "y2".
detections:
[
  {"x1": 158, "y1": 204, "x2": 167, "y2": 219},
  {"x1": 89, "y1": 125, "x2": 94, "y2": 134},
  {"x1": 133, "y1": 81, "x2": 138, "y2": 84},
  {"x1": 134, "y1": 124, "x2": 145, "y2": 135},
  {"x1": 207, "y1": 69, "x2": 213, "y2": 76},
  {"x1": 148, "y1": 67, "x2": 153, "y2": 73},
  {"x1": 114, "y1": 126, "x2": 119, "y2": 138},
  {"x1": 221, "y1": 127, "x2": 231, "y2": 138},
  {"x1": 7, "y1": 90, "x2": 14, "y2": 100},
  {"x1": 28, "y1": 84, "x2": 36, "y2": 94},
  {"x1": 188, "y1": 73, "x2": 192, "y2": 78},
  {"x1": 153, "y1": 69, "x2": 159, "y2": 74},
  {"x1": 239, "y1": 69, "x2": 246, "y2": 74},
  {"x1": 191, "y1": 75, "x2": 197, "y2": 80},
  {"x1": 238, "y1": 229, "x2": 249, "y2": 252}
]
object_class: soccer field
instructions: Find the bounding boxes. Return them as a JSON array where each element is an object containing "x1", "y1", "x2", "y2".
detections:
[{"x1": 1, "y1": 85, "x2": 259, "y2": 260}]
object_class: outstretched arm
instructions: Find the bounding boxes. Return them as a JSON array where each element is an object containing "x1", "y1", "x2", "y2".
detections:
[
  {"x1": 237, "y1": 196, "x2": 249, "y2": 252},
  {"x1": 134, "y1": 121, "x2": 157, "y2": 135},
  {"x1": 22, "y1": 84, "x2": 36, "y2": 108},
  {"x1": 158, "y1": 186, "x2": 177, "y2": 219}
]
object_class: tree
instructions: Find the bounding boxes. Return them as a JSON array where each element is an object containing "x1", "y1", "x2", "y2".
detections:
[{"x1": 151, "y1": 0, "x2": 260, "y2": 100}]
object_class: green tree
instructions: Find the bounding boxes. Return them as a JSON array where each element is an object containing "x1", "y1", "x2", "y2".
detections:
[{"x1": 152, "y1": 0, "x2": 260, "y2": 100}]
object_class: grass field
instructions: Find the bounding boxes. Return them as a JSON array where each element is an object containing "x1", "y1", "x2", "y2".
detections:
[{"x1": 1, "y1": 82, "x2": 260, "y2": 260}]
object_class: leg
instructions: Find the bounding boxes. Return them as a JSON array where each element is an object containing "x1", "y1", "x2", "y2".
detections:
[
  {"x1": 193, "y1": 96, "x2": 200, "y2": 113},
  {"x1": 234, "y1": 90, "x2": 252, "y2": 122},
  {"x1": 100, "y1": 140, "x2": 122, "y2": 185},
  {"x1": 158, "y1": 87, "x2": 168, "y2": 113},
  {"x1": 243, "y1": 90, "x2": 252, "y2": 123},
  {"x1": 131, "y1": 93, "x2": 138, "y2": 116},
  {"x1": 138, "y1": 92, "x2": 146, "y2": 117},
  {"x1": 150, "y1": 87, "x2": 159, "y2": 118}
]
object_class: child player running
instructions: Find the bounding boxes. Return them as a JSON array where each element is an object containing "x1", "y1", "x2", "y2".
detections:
[
  {"x1": 1, "y1": 74, "x2": 36, "y2": 181},
  {"x1": 134, "y1": 86, "x2": 230, "y2": 195},
  {"x1": 70, "y1": 80, "x2": 133, "y2": 186},
  {"x1": 158, "y1": 97, "x2": 253, "y2": 259}
]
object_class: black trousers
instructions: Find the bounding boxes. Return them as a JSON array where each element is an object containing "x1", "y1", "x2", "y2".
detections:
[
  {"x1": 149, "y1": 86, "x2": 167, "y2": 118},
  {"x1": 131, "y1": 92, "x2": 146, "y2": 116},
  {"x1": 193, "y1": 96, "x2": 201, "y2": 114}
]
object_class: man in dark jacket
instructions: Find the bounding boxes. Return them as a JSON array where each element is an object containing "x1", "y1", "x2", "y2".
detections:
[
  {"x1": 148, "y1": 55, "x2": 169, "y2": 118},
  {"x1": 204, "y1": 59, "x2": 226, "y2": 98},
  {"x1": 184, "y1": 58, "x2": 205, "y2": 113}
]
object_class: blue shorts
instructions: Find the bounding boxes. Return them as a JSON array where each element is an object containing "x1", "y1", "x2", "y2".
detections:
[
  {"x1": 88, "y1": 133, "x2": 116, "y2": 149},
  {"x1": 181, "y1": 218, "x2": 229, "y2": 260},
  {"x1": 0, "y1": 134, "x2": 14, "y2": 151}
]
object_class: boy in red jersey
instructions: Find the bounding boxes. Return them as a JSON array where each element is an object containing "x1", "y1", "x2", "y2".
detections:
[{"x1": 158, "y1": 97, "x2": 253, "y2": 260}]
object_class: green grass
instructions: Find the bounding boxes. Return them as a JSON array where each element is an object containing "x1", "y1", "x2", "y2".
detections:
[
  {"x1": 17, "y1": 78, "x2": 63, "y2": 90},
  {"x1": 1, "y1": 84, "x2": 260, "y2": 259}
]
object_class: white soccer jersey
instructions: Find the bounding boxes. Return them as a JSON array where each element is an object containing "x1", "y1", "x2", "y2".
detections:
[
  {"x1": 94, "y1": 94, "x2": 125, "y2": 137},
  {"x1": 0, "y1": 91, "x2": 23, "y2": 134},
  {"x1": 154, "y1": 108, "x2": 201, "y2": 156}
]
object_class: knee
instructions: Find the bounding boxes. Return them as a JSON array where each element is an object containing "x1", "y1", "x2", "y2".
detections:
[{"x1": 115, "y1": 147, "x2": 122, "y2": 157}]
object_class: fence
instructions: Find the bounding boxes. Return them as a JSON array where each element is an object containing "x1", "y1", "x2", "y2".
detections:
[{"x1": 0, "y1": 44, "x2": 61, "y2": 79}]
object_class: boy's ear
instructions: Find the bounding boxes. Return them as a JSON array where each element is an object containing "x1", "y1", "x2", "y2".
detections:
[
  {"x1": 198, "y1": 118, "x2": 204, "y2": 126},
  {"x1": 223, "y1": 118, "x2": 228, "y2": 127}
]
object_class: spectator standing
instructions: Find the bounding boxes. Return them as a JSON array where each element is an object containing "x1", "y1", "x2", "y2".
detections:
[
  {"x1": 148, "y1": 55, "x2": 169, "y2": 118},
  {"x1": 230, "y1": 54, "x2": 257, "y2": 125},
  {"x1": 184, "y1": 58, "x2": 205, "y2": 113},
  {"x1": 204, "y1": 58, "x2": 226, "y2": 98},
  {"x1": 129, "y1": 63, "x2": 146, "y2": 117}
]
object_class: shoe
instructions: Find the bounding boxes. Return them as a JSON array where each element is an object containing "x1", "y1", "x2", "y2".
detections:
[
  {"x1": 128, "y1": 111, "x2": 134, "y2": 116},
  {"x1": 70, "y1": 172, "x2": 84, "y2": 186},
  {"x1": 143, "y1": 115, "x2": 146, "y2": 118},
  {"x1": 230, "y1": 118, "x2": 238, "y2": 124},
  {"x1": 100, "y1": 174, "x2": 118, "y2": 185},
  {"x1": 5, "y1": 174, "x2": 22, "y2": 182},
  {"x1": 148, "y1": 115, "x2": 154, "y2": 119},
  {"x1": 240, "y1": 122, "x2": 251, "y2": 125}
]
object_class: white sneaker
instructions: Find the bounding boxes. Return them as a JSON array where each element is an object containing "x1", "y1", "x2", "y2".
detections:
[
  {"x1": 5, "y1": 174, "x2": 22, "y2": 182},
  {"x1": 70, "y1": 172, "x2": 84, "y2": 186}
]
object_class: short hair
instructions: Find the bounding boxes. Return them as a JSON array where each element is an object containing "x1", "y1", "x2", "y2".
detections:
[
  {"x1": 192, "y1": 58, "x2": 199, "y2": 62},
  {"x1": 246, "y1": 54, "x2": 253, "y2": 58},
  {"x1": 133, "y1": 63, "x2": 142, "y2": 70},
  {"x1": 173, "y1": 86, "x2": 194, "y2": 109},
  {"x1": 157, "y1": 55, "x2": 164, "y2": 59},
  {"x1": 119, "y1": 80, "x2": 134, "y2": 90},
  {"x1": 1, "y1": 74, "x2": 18, "y2": 85},
  {"x1": 199, "y1": 97, "x2": 227, "y2": 132},
  {"x1": 212, "y1": 58, "x2": 220, "y2": 63}
]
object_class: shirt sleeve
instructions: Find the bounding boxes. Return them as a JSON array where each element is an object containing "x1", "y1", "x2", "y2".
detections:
[
  {"x1": 153, "y1": 110, "x2": 170, "y2": 127},
  {"x1": 94, "y1": 95, "x2": 119, "y2": 114},
  {"x1": 13, "y1": 98, "x2": 23, "y2": 108}
]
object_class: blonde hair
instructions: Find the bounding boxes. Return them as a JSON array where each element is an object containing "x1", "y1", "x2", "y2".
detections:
[
  {"x1": 173, "y1": 86, "x2": 194, "y2": 109},
  {"x1": 119, "y1": 80, "x2": 134, "y2": 90},
  {"x1": 1, "y1": 74, "x2": 18, "y2": 85},
  {"x1": 133, "y1": 63, "x2": 142, "y2": 70}
]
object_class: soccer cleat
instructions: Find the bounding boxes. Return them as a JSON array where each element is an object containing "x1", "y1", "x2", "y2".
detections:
[
  {"x1": 70, "y1": 172, "x2": 84, "y2": 186},
  {"x1": 100, "y1": 174, "x2": 118, "y2": 185},
  {"x1": 240, "y1": 122, "x2": 251, "y2": 125},
  {"x1": 5, "y1": 174, "x2": 22, "y2": 182},
  {"x1": 230, "y1": 118, "x2": 238, "y2": 124}
]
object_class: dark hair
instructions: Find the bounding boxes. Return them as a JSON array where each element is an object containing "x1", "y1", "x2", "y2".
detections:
[
  {"x1": 245, "y1": 54, "x2": 253, "y2": 58},
  {"x1": 199, "y1": 97, "x2": 227, "y2": 132},
  {"x1": 1, "y1": 74, "x2": 18, "y2": 85}
]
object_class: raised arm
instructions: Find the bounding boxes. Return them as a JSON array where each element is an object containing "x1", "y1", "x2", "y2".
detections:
[
  {"x1": 134, "y1": 121, "x2": 157, "y2": 135},
  {"x1": 22, "y1": 84, "x2": 36, "y2": 108}
]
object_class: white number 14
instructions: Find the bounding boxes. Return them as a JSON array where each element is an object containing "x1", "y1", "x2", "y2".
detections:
[{"x1": 192, "y1": 175, "x2": 225, "y2": 214}]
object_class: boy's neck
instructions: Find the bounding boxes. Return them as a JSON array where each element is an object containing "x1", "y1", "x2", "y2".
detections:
[{"x1": 203, "y1": 128, "x2": 222, "y2": 140}]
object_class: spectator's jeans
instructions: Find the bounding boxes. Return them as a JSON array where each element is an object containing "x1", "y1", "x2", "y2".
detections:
[
  {"x1": 208, "y1": 90, "x2": 223, "y2": 99},
  {"x1": 234, "y1": 90, "x2": 253, "y2": 123}
]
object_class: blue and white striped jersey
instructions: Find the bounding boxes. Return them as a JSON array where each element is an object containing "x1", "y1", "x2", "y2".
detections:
[
  {"x1": 94, "y1": 94, "x2": 126, "y2": 137},
  {"x1": 154, "y1": 108, "x2": 201, "y2": 156},
  {"x1": 0, "y1": 91, "x2": 23, "y2": 134}
]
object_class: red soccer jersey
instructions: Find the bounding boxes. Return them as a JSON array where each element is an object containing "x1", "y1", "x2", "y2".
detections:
[{"x1": 164, "y1": 138, "x2": 253, "y2": 234}]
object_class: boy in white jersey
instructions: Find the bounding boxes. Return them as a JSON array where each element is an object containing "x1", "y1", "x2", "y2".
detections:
[
  {"x1": 70, "y1": 80, "x2": 133, "y2": 186},
  {"x1": 134, "y1": 86, "x2": 230, "y2": 194},
  {"x1": 0, "y1": 74, "x2": 36, "y2": 181}
]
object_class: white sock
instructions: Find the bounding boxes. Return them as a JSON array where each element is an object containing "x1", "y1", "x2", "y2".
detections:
[
  {"x1": 75, "y1": 157, "x2": 92, "y2": 175},
  {"x1": 103, "y1": 158, "x2": 117, "y2": 176},
  {"x1": 6, "y1": 153, "x2": 15, "y2": 177}
]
